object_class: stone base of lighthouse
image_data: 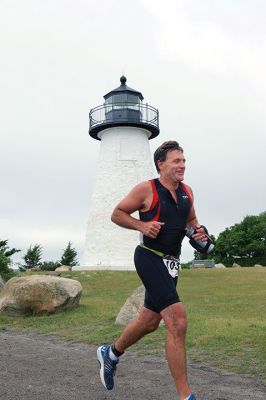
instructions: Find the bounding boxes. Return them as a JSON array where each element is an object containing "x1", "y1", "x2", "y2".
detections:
[{"x1": 76, "y1": 126, "x2": 155, "y2": 271}]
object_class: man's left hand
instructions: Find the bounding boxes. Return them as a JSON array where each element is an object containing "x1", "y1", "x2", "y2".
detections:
[{"x1": 192, "y1": 224, "x2": 208, "y2": 241}]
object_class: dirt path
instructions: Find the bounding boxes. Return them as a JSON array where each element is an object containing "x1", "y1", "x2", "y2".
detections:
[{"x1": 0, "y1": 328, "x2": 265, "y2": 400}]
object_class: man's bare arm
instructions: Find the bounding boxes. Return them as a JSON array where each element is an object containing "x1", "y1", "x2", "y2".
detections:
[
  {"x1": 111, "y1": 182, "x2": 164, "y2": 239},
  {"x1": 186, "y1": 185, "x2": 207, "y2": 240}
]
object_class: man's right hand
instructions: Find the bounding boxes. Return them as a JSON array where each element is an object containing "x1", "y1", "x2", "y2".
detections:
[{"x1": 140, "y1": 221, "x2": 165, "y2": 239}]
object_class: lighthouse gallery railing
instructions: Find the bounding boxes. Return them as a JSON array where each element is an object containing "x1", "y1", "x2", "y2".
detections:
[{"x1": 89, "y1": 103, "x2": 159, "y2": 130}]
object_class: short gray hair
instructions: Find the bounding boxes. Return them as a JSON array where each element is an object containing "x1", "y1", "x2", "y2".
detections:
[{"x1": 154, "y1": 141, "x2": 183, "y2": 173}]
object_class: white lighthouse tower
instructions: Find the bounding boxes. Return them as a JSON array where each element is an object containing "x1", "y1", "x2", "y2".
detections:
[{"x1": 82, "y1": 76, "x2": 160, "y2": 270}]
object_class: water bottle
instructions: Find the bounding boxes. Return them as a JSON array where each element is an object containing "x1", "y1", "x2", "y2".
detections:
[{"x1": 186, "y1": 226, "x2": 215, "y2": 254}]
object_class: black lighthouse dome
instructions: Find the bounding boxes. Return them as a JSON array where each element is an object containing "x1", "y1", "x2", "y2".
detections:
[
  {"x1": 89, "y1": 76, "x2": 159, "y2": 140},
  {"x1": 103, "y1": 75, "x2": 144, "y2": 101}
]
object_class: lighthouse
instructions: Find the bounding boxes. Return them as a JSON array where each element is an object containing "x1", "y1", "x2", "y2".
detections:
[{"x1": 82, "y1": 76, "x2": 160, "y2": 270}]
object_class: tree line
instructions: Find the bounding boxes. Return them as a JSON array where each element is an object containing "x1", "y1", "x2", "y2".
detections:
[
  {"x1": 0, "y1": 241, "x2": 78, "y2": 280},
  {"x1": 1, "y1": 211, "x2": 265, "y2": 280},
  {"x1": 194, "y1": 211, "x2": 266, "y2": 266}
]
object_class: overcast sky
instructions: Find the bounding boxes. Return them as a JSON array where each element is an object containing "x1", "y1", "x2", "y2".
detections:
[{"x1": 1, "y1": 0, "x2": 265, "y2": 264}]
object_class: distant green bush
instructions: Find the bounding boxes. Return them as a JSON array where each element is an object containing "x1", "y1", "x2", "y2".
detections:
[
  {"x1": 181, "y1": 261, "x2": 192, "y2": 269},
  {"x1": 59, "y1": 242, "x2": 79, "y2": 267},
  {"x1": 22, "y1": 244, "x2": 42, "y2": 269},
  {"x1": 0, "y1": 239, "x2": 20, "y2": 281},
  {"x1": 39, "y1": 261, "x2": 60, "y2": 271}
]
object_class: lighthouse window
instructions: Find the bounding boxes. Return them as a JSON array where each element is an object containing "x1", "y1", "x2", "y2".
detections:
[
  {"x1": 113, "y1": 94, "x2": 127, "y2": 103},
  {"x1": 127, "y1": 94, "x2": 139, "y2": 104}
]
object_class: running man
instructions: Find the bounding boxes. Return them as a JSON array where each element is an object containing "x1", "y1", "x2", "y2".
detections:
[{"x1": 97, "y1": 140, "x2": 209, "y2": 400}]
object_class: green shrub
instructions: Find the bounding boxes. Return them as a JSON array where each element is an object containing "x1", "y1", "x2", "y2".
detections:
[
  {"x1": 22, "y1": 244, "x2": 42, "y2": 269},
  {"x1": 0, "y1": 240, "x2": 20, "y2": 281},
  {"x1": 181, "y1": 261, "x2": 192, "y2": 269},
  {"x1": 59, "y1": 242, "x2": 78, "y2": 267},
  {"x1": 39, "y1": 261, "x2": 60, "y2": 271}
]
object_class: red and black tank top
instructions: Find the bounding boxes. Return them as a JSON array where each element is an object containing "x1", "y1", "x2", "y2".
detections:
[{"x1": 139, "y1": 178, "x2": 193, "y2": 257}]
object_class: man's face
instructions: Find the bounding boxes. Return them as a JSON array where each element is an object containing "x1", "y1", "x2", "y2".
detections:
[{"x1": 158, "y1": 149, "x2": 186, "y2": 182}]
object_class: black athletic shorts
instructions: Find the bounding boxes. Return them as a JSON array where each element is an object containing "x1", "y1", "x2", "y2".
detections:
[{"x1": 134, "y1": 245, "x2": 181, "y2": 314}]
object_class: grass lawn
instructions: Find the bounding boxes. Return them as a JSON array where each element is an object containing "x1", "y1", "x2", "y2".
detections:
[{"x1": 0, "y1": 268, "x2": 265, "y2": 383}]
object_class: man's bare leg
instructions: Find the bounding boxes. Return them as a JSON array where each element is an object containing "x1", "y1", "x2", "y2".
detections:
[
  {"x1": 97, "y1": 306, "x2": 161, "y2": 390},
  {"x1": 160, "y1": 302, "x2": 191, "y2": 400},
  {"x1": 115, "y1": 306, "x2": 162, "y2": 353}
]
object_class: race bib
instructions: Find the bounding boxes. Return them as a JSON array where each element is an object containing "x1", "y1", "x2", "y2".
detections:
[{"x1": 162, "y1": 255, "x2": 181, "y2": 278}]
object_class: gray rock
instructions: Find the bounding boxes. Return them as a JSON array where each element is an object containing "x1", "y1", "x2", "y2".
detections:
[
  {"x1": 232, "y1": 263, "x2": 241, "y2": 268},
  {"x1": 115, "y1": 285, "x2": 164, "y2": 326},
  {"x1": 215, "y1": 263, "x2": 226, "y2": 269},
  {"x1": 254, "y1": 264, "x2": 264, "y2": 268},
  {"x1": 55, "y1": 266, "x2": 72, "y2": 272},
  {"x1": 0, "y1": 275, "x2": 82, "y2": 316},
  {"x1": 115, "y1": 285, "x2": 145, "y2": 325}
]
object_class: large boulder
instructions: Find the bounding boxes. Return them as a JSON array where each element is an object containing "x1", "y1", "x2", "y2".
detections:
[
  {"x1": 115, "y1": 285, "x2": 164, "y2": 326},
  {"x1": 47, "y1": 271, "x2": 61, "y2": 276},
  {"x1": 115, "y1": 285, "x2": 145, "y2": 325},
  {"x1": 0, "y1": 275, "x2": 82, "y2": 316}
]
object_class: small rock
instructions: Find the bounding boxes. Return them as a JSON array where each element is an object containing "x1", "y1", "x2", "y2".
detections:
[
  {"x1": 55, "y1": 266, "x2": 72, "y2": 272},
  {"x1": 215, "y1": 263, "x2": 226, "y2": 269}
]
